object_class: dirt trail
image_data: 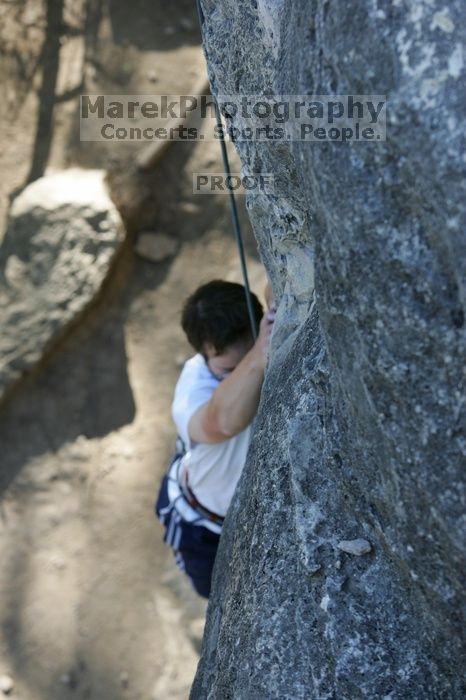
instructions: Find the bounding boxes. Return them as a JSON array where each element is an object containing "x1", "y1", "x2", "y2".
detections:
[
  {"x1": 0, "y1": 181, "x2": 263, "y2": 699},
  {"x1": 0, "y1": 2, "x2": 265, "y2": 698}
]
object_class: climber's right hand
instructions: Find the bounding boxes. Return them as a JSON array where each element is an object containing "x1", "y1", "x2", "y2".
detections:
[{"x1": 251, "y1": 308, "x2": 276, "y2": 370}]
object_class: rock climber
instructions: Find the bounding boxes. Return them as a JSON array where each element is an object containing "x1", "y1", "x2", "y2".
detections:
[{"x1": 155, "y1": 279, "x2": 275, "y2": 598}]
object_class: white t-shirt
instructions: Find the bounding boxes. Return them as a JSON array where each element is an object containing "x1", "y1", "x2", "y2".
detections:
[{"x1": 171, "y1": 353, "x2": 251, "y2": 517}]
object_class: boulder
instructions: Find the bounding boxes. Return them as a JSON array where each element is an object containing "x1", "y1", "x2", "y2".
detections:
[
  {"x1": 191, "y1": 1, "x2": 466, "y2": 698},
  {"x1": 134, "y1": 231, "x2": 179, "y2": 263},
  {"x1": 0, "y1": 169, "x2": 124, "y2": 401}
]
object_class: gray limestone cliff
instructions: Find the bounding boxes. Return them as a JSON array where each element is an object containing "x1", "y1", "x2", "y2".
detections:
[{"x1": 190, "y1": 1, "x2": 466, "y2": 698}]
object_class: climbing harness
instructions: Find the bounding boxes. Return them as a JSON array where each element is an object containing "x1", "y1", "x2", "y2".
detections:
[
  {"x1": 195, "y1": 0, "x2": 258, "y2": 340},
  {"x1": 180, "y1": 468, "x2": 225, "y2": 526},
  {"x1": 155, "y1": 436, "x2": 224, "y2": 547}
]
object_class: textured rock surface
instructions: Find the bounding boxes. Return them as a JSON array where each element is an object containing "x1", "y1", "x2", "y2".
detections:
[
  {"x1": 0, "y1": 169, "x2": 123, "y2": 400},
  {"x1": 191, "y1": 1, "x2": 466, "y2": 698}
]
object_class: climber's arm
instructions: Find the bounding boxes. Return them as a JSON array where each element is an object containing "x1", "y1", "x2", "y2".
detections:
[{"x1": 188, "y1": 311, "x2": 274, "y2": 444}]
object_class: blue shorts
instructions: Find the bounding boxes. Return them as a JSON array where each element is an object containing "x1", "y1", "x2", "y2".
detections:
[{"x1": 155, "y1": 473, "x2": 221, "y2": 599}]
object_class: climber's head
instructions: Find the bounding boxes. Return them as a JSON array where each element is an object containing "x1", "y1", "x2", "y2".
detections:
[{"x1": 181, "y1": 279, "x2": 263, "y2": 378}]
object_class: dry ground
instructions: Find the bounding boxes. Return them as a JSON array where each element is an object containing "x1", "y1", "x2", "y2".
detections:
[{"x1": 0, "y1": 1, "x2": 264, "y2": 698}]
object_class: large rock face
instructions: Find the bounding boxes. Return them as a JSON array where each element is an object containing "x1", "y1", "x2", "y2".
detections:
[{"x1": 191, "y1": 1, "x2": 465, "y2": 698}]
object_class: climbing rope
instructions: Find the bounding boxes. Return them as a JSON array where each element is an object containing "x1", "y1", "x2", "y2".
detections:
[{"x1": 195, "y1": 0, "x2": 258, "y2": 340}]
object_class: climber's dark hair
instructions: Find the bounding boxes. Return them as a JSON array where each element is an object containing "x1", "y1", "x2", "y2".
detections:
[{"x1": 181, "y1": 280, "x2": 263, "y2": 355}]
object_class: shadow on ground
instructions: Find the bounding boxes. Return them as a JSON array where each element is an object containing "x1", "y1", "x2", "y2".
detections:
[{"x1": 0, "y1": 1, "x2": 260, "y2": 696}]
